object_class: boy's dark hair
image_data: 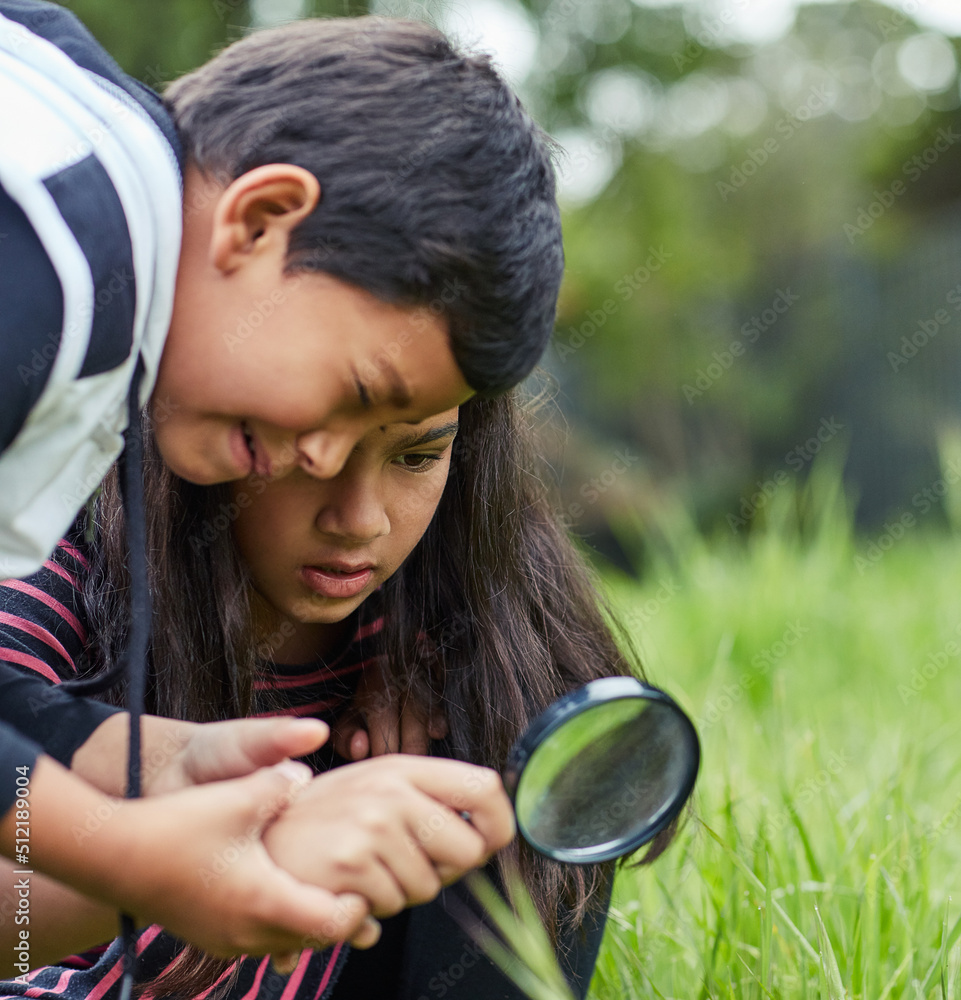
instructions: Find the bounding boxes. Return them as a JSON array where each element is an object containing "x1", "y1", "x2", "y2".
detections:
[{"x1": 164, "y1": 17, "x2": 563, "y2": 396}]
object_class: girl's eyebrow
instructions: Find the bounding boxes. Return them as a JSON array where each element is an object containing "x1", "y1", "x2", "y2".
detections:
[{"x1": 388, "y1": 421, "x2": 460, "y2": 450}]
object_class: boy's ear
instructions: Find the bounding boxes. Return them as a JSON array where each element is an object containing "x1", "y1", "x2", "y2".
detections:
[{"x1": 210, "y1": 164, "x2": 321, "y2": 273}]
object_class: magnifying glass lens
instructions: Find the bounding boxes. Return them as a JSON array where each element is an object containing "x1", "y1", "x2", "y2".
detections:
[{"x1": 512, "y1": 691, "x2": 698, "y2": 863}]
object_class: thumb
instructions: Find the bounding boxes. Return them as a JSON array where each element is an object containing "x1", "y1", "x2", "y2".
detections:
[
  {"x1": 268, "y1": 888, "x2": 373, "y2": 953},
  {"x1": 186, "y1": 718, "x2": 329, "y2": 785},
  {"x1": 225, "y1": 717, "x2": 330, "y2": 771},
  {"x1": 240, "y1": 760, "x2": 314, "y2": 830}
]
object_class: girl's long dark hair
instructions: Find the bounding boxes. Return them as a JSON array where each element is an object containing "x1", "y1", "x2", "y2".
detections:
[{"x1": 83, "y1": 391, "x2": 675, "y2": 996}]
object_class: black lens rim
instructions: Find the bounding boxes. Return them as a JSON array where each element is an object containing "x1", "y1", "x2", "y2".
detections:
[{"x1": 502, "y1": 676, "x2": 700, "y2": 864}]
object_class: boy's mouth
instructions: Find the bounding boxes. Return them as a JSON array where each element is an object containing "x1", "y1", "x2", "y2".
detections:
[{"x1": 241, "y1": 422, "x2": 272, "y2": 478}]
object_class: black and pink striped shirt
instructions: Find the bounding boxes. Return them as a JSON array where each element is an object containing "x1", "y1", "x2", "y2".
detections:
[{"x1": 0, "y1": 538, "x2": 380, "y2": 1000}]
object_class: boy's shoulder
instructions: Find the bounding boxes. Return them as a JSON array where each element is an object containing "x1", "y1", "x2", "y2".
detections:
[
  {"x1": 0, "y1": 0, "x2": 183, "y2": 579},
  {"x1": 0, "y1": 0, "x2": 180, "y2": 159}
]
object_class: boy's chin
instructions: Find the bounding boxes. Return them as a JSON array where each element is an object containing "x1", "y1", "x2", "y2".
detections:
[{"x1": 152, "y1": 416, "x2": 247, "y2": 486}]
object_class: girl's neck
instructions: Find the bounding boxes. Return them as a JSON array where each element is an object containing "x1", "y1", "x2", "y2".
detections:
[{"x1": 248, "y1": 592, "x2": 352, "y2": 665}]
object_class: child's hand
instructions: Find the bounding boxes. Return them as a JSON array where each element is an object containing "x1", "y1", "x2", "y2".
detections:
[
  {"x1": 11, "y1": 754, "x2": 380, "y2": 958},
  {"x1": 72, "y1": 714, "x2": 330, "y2": 796},
  {"x1": 146, "y1": 716, "x2": 330, "y2": 794},
  {"x1": 332, "y1": 667, "x2": 447, "y2": 759},
  {"x1": 262, "y1": 755, "x2": 514, "y2": 918}
]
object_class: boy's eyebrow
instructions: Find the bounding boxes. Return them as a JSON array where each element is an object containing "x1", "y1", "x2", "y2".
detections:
[
  {"x1": 388, "y1": 421, "x2": 460, "y2": 450},
  {"x1": 384, "y1": 364, "x2": 413, "y2": 409}
]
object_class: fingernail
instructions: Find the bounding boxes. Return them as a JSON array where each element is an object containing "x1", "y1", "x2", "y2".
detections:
[{"x1": 274, "y1": 760, "x2": 311, "y2": 785}]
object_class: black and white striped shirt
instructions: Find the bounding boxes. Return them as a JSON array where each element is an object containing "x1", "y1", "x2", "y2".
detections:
[
  {"x1": 0, "y1": 0, "x2": 182, "y2": 581},
  {"x1": 0, "y1": 0, "x2": 182, "y2": 810}
]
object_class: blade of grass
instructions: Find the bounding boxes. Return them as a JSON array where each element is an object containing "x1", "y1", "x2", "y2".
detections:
[
  {"x1": 465, "y1": 871, "x2": 576, "y2": 1000},
  {"x1": 700, "y1": 820, "x2": 820, "y2": 964},
  {"x1": 814, "y1": 904, "x2": 846, "y2": 1000},
  {"x1": 921, "y1": 911, "x2": 961, "y2": 994},
  {"x1": 877, "y1": 951, "x2": 914, "y2": 1000}
]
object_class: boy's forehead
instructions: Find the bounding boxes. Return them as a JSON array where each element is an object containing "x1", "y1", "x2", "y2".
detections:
[{"x1": 371, "y1": 362, "x2": 413, "y2": 409}]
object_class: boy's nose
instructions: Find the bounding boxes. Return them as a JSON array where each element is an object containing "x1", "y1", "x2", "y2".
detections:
[{"x1": 295, "y1": 428, "x2": 357, "y2": 479}]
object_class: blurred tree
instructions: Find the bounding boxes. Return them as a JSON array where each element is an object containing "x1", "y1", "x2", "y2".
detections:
[{"x1": 53, "y1": 0, "x2": 961, "y2": 547}]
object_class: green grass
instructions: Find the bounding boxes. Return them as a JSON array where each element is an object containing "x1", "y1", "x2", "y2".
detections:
[{"x1": 584, "y1": 463, "x2": 961, "y2": 999}]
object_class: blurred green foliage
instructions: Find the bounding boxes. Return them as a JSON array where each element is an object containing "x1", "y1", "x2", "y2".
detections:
[{"x1": 60, "y1": 0, "x2": 961, "y2": 550}]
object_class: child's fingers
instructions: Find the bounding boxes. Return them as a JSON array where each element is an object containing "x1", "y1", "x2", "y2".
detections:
[
  {"x1": 236, "y1": 760, "x2": 314, "y2": 830},
  {"x1": 399, "y1": 704, "x2": 430, "y2": 756},
  {"x1": 365, "y1": 705, "x2": 400, "y2": 756},
  {"x1": 250, "y1": 886, "x2": 372, "y2": 957},
  {"x1": 404, "y1": 802, "x2": 491, "y2": 884},
  {"x1": 398, "y1": 759, "x2": 516, "y2": 857},
  {"x1": 349, "y1": 916, "x2": 382, "y2": 950},
  {"x1": 349, "y1": 728, "x2": 371, "y2": 761},
  {"x1": 259, "y1": 717, "x2": 330, "y2": 762},
  {"x1": 183, "y1": 718, "x2": 329, "y2": 785},
  {"x1": 427, "y1": 708, "x2": 448, "y2": 741},
  {"x1": 270, "y1": 951, "x2": 301, "y2": 975}
]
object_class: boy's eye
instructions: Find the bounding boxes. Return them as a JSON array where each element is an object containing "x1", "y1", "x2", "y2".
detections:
[{"x1": 354, "y1": 377, "x2": 372, "y2": 410}]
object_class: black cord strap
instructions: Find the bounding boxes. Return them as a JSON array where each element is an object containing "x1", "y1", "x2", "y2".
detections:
[{"x1": 64, "y1": 364, "x2": 149, "y2": 1000}]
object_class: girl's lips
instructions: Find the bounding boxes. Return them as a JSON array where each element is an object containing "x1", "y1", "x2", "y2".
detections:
[{"x1": 301, "y1": 565, "x2": 374, "y2": 600}]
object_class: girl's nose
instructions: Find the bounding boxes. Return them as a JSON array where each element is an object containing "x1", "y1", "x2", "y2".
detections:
[{"x1": 315, "y1": 479, "x2": 390, "y2": 542}]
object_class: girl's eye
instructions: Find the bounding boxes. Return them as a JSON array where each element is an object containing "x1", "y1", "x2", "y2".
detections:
[{"x1": 394, "y1": 453, "x2": 441, "y2": 471}]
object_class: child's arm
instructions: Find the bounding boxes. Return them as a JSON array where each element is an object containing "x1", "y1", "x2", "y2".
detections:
[
  {"x1": 71, "y1": 713, "x2": 332, "y2": 797},
  {"x1": 0, "y1": 716, "x2": 374, "y2": 970},
  {"x1": 0, "y1": 859, "x2": 118, "y2": 976},
  {"x1": 0, "y1": 753, "x2": 376, "y2": 959}
]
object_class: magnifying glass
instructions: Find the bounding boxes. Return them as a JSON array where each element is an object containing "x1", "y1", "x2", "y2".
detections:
[{"x1": 502, "y1": 676, "x2": 700, "y2": 864}]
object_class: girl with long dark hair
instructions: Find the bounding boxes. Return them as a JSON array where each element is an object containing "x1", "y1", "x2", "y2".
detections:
[{"x1": 0, "y1": 390, "x2": 672, "y2": 999}]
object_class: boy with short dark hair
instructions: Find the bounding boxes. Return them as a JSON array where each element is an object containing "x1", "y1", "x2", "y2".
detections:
[{"x1": 0, "y1": 0, "x2": 562, "y2": 961}]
